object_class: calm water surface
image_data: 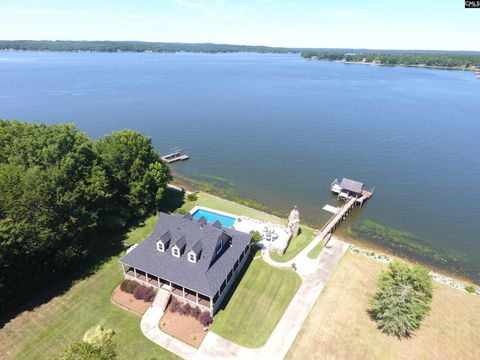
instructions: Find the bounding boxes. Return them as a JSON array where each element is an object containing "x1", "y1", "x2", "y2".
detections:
[{"x1": 1, "y1": 51, "x2": 479, "y2": 279}]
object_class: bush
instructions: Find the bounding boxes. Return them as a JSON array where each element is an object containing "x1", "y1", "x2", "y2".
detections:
[
  {"x1": 182, "y1": 303, "x2": 192, "y2": 316},
  {"x1": 120, "y1": 279, "x2": 139, "y2": 294},
  {"x1": 169, "y1": 297, "x2": 180, "y2": 313},
  {"x1": 133, "y1": 285, "x2": 156, "y2": 302},
  {"x1": 57, "y1": 325, "x2": 116, "y2": 360},
  {"x1": 83, "y1": 325, "x2": 115, "y2": 348},
  {"x1": 465, "y1": 285, "x2": 476, "y2": 293},
  {"x1": 250, "y1": 230, "x2": 262, "y2": 243},
  {"x1": 191, "y1": 306, "x2": 201, "y2": 319},
  {"x1": 198, "y1": 311, "x2": 213, "y2": 328},
  {"x1": 369, "y1": 261, "x2": 433, "y2": 338},
  {"x1": 186, "y1": 193, "x2": 198, "y2": 201},
  {"x1": 174, "y1": 208, "x2": 187, "y2": 214}
]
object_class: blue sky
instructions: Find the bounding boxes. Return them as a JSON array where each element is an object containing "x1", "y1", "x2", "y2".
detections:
[{"x1": 0, "y1": 0, "x2": 478, "y2": 50}]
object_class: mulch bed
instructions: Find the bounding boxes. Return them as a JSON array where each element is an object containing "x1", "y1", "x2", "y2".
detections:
[
  {"x1": 111, "y1": 285, "x2": 151, "y2": 315},
  {"x1": 159, "y1": 307, "x2": 208, "y2": 348}
]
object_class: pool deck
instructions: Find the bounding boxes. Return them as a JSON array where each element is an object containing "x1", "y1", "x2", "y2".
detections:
[{"x1": 190, "y1": 206, "x2": 291, "y2": 254}]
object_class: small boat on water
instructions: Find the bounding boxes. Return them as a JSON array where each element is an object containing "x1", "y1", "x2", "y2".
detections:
[{"x1": 475, "y1": 71, "x2": 480, "y2": 79}]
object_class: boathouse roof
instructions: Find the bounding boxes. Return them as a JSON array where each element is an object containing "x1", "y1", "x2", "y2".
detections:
[{"x1": 339, "y1": 178, "x2": 364, "y2": 194}]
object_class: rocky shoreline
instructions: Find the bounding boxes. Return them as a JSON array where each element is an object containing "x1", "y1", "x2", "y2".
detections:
[{"x1": 349, "y1": 244, "x2": 479, "y2": 295}]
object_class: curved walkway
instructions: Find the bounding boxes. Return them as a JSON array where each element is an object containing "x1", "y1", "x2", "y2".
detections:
[
  {"x1": 140, "y1": 237, "x2": 349, "y2": 360},
  {"x1": 140, "y1": 306, "x2": 197, "y2": 360},
  {"x1": 194, "y1": 237, "x2": 349, "y2": 359}
]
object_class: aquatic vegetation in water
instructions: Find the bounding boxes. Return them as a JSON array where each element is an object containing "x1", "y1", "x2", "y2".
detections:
[
  {"x1": 172, "y1": 172, "x2": 288, "y2": 218},
  {"x1": 350, "y1": 220, "x2": 473, "y2": 276}
]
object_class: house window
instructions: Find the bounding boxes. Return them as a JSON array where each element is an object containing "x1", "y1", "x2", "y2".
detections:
[
  {"x1": 216, "y1": 241, "x2": 222, "y2": 255},
  {"x1": 172, "y1": 246, "x2": 180, "y2": 258},
  {"x1": 157, "y1": 241, "x2": 164, "y2": 252},
  {"x1": 188, "y1": 252, "x2": 196, "y2": 263}
]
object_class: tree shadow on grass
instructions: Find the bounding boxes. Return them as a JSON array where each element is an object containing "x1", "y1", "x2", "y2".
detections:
[
  {"x1": 0, "y1": 188, "x2": 186, "y2": 329},
  {"x1": 158, "y1": 188, "x2": 185, "y2": 214}
]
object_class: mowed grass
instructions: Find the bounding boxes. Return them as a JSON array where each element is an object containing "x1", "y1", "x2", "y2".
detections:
[
  {"x1": 307, "y1": 240, "x2": 324, "y2": 259},
  {"x1": 183, "y1": 191, "x2": 318, "y2": 263},
  {"x1": 211, "y1": 253, "x2": 302, "y2": 348},
  {"x1": 287, "y1": 252, "x2": 480, "y2": 360},
  {"x1": 270, "y1": 226, "x2": 316, "y2": 263},
  {"x1": 0, "y1": 216, "x2": 178, "y2": 360},
  {"x1": 181, "y1": 191, "x2": 287, "y2": 225}
]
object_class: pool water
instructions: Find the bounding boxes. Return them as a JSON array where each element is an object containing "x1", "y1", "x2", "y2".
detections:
[{"x1": 191, "y1": 209, "x2": 236, "y2": 228}]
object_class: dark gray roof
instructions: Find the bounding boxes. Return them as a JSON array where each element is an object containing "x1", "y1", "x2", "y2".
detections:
[
  {"x1": 339, "y1": 178, "x2": 364, "y2": 194},
  {"x1": 174, "y1": 235, "x2": 187, "y2": 251},
  {"x1": 160, "y1": 230, "x2": 171, "y2": 245},
  {"x1": 120, "y1": 212, "x2": 251, "y2": 297},
  {"x1": 190, "y1": 240, "x2": 203, "y2": 256},
  {"x1": 198, "y1": 216, "x2": 207, "y2": 225},
  {"x1": 183, "y1": 213, "x2": 193, "y2": 221},
  {"x1": 212, "y1": 220, "x2": 222, "y2": 229}
]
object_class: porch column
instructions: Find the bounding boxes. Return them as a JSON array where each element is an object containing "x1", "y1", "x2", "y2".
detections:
[
  {"x1": 134, "y1": 268, "x2": 137, "y2": 279},
  {"x1": 146, "y1": 273, "x2": 149, "y2": 284},
  {"x1": 157, "y1": 278, "x2": 160, "y2": 288},
  {"x1": 196, "y1": 292, "x2": 199, "y2": 304},
  {"x1": 210, "y1": 297, "x2": 213, "y2": 310},
  {"x1": 182, "y1": 286, "x2": 185, "y2": 299}
]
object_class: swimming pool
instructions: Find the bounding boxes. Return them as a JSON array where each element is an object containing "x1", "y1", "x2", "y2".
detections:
[{"x1": 191, "y1": 208, "x2": 236, "y2": 228}]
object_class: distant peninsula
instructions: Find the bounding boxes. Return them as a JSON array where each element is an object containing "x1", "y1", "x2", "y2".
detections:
[{"x1": 302, "y1": 51, "x2": 480, "y2": 71}]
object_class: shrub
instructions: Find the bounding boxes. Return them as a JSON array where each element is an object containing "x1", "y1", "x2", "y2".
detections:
[
  {"x1": 369, "y1": 261, "x2": 433, "y2": 338},
  {"x1": 186, "y1": 193, "x2": 198, "y2": 201},
  {"x1": 83, "y1": 325, "x2": 115, "y2": 347},
  {"x1": 183, "y1": 303, "x2": 192, "y2": 316},
  {"x1": 191, "y1": 306, "x2": 201, "y2": 319},
  {"x1": 169, "y1": 297, "x2": 180, "y2": 313},
  {"x1": 250, "y1": 230, "x2": 262, "y2": 243},
  {"x1": 191, "y1": 335, "x2": 197, "y2": 341},
  {"x1": 57, "y1": 325, "x2": 116, "y2": 360},
  {"x1": 133, "y1": 285, "x2": 156, "y2": 302},
  {"x1": 120, "y1": 279, "x2": 139, "y2": 294},
  {"x1": 174, "y1": 208, "x2": 187, "y2": 214},
  {"x1": 465, "y1": 285, "x2": 476, "y2": 293},
  {"x1": 198, "y1": 311, "x2": 213, "y2": 328}
]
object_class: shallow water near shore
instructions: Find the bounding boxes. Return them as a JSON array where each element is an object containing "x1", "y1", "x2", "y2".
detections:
[{"x1": 0, "y1": 51, "x2": 479, "y2": 281}]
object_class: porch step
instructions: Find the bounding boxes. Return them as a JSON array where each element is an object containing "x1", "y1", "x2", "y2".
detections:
[{"x1": 153, "y1": 288, "x2": 171, "y2": 312}]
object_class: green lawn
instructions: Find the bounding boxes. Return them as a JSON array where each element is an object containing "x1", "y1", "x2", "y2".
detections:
[
  {"x1": 210, "y1": 253, "x2": 302, "y2": 348},
  {"x1": 0, "y1": 216, "x2": 178, "y2": 360},
  {"x1": 182, "y1": 191, "x2": 317, "y2": 263},
  {"x1": 0, "y1": 189, "x2": 305, "y2": 358},
  {"x1": 181, "y1": 191, "x2": 287, "y2": 225},
  {"x1": 269, "y1": 226, "x2": 316, "y2": 263},
  {"x1": 307, "y1": 240, "x2": 325, "y2": 259}
]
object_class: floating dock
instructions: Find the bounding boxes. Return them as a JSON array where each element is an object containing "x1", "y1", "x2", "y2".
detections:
[{"x1": 161, "y1": 148, "x2": 189, "y2": 164}]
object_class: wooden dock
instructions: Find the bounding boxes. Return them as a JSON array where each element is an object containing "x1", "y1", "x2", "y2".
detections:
[
  {"x1": 322, "y1": 188, "x2": 373, "y2": 246},
  {"x1": 161, "y1": 150, "x2": 189, "y2": 164}
]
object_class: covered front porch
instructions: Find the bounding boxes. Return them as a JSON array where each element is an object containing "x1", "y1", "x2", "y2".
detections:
[{"x1": 122, "y1": 264, "x2": 213, "y2": 312}]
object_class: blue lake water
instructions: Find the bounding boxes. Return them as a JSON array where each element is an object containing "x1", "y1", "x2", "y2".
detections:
[{"x1": 0, "y1": 51, "x2": 479, "y2": 280}]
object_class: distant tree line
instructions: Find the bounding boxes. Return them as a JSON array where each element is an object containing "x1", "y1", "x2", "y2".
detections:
[
  {"x1": 302, "y1": 51, "x2": 480, "y2": 69},
  {"x1": 0, "y1": 40, "x2": 295, "y2": 54},
  {"x1": 0, "y1": 120, "x2": 170, "y2": 312}
]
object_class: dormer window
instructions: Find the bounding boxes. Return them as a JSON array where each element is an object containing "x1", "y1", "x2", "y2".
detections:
[
  {"x1": 157, "y1": 241, "x2": 165, "y2": 252},
  {"x1": 216, "y1": 240, "x2": 222, "y2": 255},
  {"x1": 188, "y1": 251, "x2": 197, "y2": 263},
  {"x1": 172, "y1": 246, "x2": 180, "y2": 258}
]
